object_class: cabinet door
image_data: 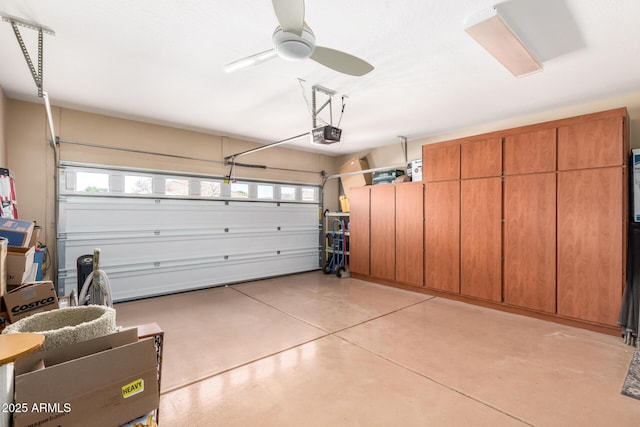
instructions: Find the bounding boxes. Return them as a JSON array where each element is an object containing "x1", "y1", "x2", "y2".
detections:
[
  {"x1": 349, "y1": 186, "x2": 370, "y2": 275},
  {"x1": 558, "y1": 116, "x2": 624, "y2": 170},
  {"x1": 504, "y1": 129, "x2": 556, "y2": 175},
  {"x1": 460, "y1": 177, "x2": 502, "y2": 301},
  {"x1": 504, "y1": 173, "x2": 556, "y2": 313},
  {"x1": 370, "y1": 185, "x2": 395, "y2": 280},
  {"x1": 460, "y1": 138, "x2": 502, "y2": 179},
  {"x1": 395, "y1": 182, "x2": 424, "y2": 287},
  {"x1": 557, "y1": 167, "x2": 623, "y2": 325},
  {"x1": 425, "y1": 180, "x2": 460, "y2": 293},
  {"x1": 423, "y1": 143, "x2": 460, "y2": 182}
]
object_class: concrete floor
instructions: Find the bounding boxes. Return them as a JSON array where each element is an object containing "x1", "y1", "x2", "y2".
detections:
[{"x1": 115, "y1": 271, "x2": 640, "y2": 426}]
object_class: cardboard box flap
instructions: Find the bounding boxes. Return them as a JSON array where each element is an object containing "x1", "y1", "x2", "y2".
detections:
[
  {"x1": 14, "y1": 338, "x2": 158, "y2": 427},
  {"x1": 15, "y1": 328, "x2": 139, "y2": 375}
]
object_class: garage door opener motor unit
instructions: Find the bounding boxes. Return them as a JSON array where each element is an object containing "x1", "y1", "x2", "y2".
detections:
[{"x1": 311, "y1": 125, "x2": 342, "y2": 145}]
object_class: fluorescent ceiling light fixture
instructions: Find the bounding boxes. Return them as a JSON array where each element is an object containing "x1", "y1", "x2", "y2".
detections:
[{"x1": 465, "y1": 6, "x2": 542, "y2": 77}]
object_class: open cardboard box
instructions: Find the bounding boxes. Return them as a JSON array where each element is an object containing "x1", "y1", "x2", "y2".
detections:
[
  {"x1": 13, "y1": 328, "x2": 159, "y2": 427},
  {"x1": 6, "y1": 246, "x2": 35, "y2": 286},
  {"x1": 338, "y1": 155, "x2": 371, "y2": 199}
]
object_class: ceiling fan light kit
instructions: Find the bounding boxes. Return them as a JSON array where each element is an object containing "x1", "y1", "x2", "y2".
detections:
[
  {"x1": 272, "y1": 26, "x2": 316, "y2": 61},
  {"x1": 224, "y1": 0, "x2": 373, "y2": 76},
  {"x1": 465, "y1": 6, "x2": 542, "y2": 77}
]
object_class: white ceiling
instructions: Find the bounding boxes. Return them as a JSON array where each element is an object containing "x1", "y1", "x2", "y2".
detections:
[{"x1": 1, "y1": 0, "x2": 639, "y2": 156}]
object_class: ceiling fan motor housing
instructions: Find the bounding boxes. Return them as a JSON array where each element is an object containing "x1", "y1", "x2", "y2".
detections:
[{"x1": 272, "y1": 26, "x2": 316, "y2": 61}]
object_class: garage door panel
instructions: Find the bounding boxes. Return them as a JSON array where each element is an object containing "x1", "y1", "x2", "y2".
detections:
[
  {"x1": 59, "y1": 198, "x2": 317, "y2": 233},
  {"x1": 59, "y1": 230, "x2": 318, "y2": 272},
  {"x1": 58, "y1": 165, "x2": 321, "y2": 301},
  {"x1": 61, "y1": 250, "x2": 319, "y2": 301}
]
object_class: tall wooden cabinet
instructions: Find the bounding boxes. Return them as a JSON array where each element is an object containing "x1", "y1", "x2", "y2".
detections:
[
  {"x1": 503, "y1": 172, "x2": 556, "y2": 312},
  {"x1": 423, "y1": 143, "x2": 460, "y2": 293},
  {"x1": 557, "y1": 168, "x2": 623, "y2": 325},
  {"x1": 459, "y1": 138, "x2": 503, "y2": 302},
  {"x1": 350, "y1": 107, "x2": 629, "y2": 334},
  {"x1": 395, "y1": 182, "x2": 424, "y2": 287},
  {"x1": 555, "y1": 115, "x2": 627, "y2": 326},
  {"x1": 370, "y1": 185, "x2": 396, "y2": 280},
  {"x1": 349, "y1": 186, "x2": 370, "y2": 276},
  {"x1": 349, "y1": 182, "x2": 424, "y2": 284},
  {"x1": 424, "y1": 180, "x2": 460, "y2": 293},
  {"x1": 460, "y1": 177, "x2": 502, "y2": 302},
  {"x1": 503, "y1": 129, "x2": 557, "y2": 313}
]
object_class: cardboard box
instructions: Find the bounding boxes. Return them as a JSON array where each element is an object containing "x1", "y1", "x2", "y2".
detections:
[
  {"x1": 13, "y1": 329, "x2": 160, "y2": 427},
  {"x1": 339, "y1": 155, "x2": 371, "y2": 198},
  {"x1": 6, "y1": 245, "x2": 35, "y2": 286},
  {"x1": 0, "y1": 237, "x2": 6, "y2": 296},
  {"x1": 0, "y1": 218, "x2": 34, "y2": 247},
  {"x1": 339, "y1": 195, "x2": 350, "y2": 213},
  {"x1": 3, "y1": 280, "x2": 59, "y2": 323}
]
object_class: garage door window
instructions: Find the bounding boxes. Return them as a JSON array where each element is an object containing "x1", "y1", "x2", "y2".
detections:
[
  {"x1": 125, "y1": 175, "x2": 152, "y2": 194},
  {"x1": 257, "y1": 185, "x2": 274, "y2": 200},
  {"x1": 201, "y1": 181, "x2": 222, "y2": 197},
  {"x1": 281, "y1": 186, "x2": 296, "y2": 200},
  {"x1": 62, "y1": 164, "x2": 319, "y2": 203},
  {"x1": 76, "y1": 171, "x2": 109, "y2": 193},
  {"x1": 231, "y1": 183, "x2": 249, "y2": 198},
  {"x1": 165, "y1": 178, "x2": 189, "y2": 196}
]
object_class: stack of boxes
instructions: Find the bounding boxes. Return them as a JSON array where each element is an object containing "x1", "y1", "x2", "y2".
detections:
[
  {"x1": 2, "y1": 218, "x2": 38, "y2": 289},
  {"x1": 0, "y1": 219, "x2": 58, "y2": 330}
]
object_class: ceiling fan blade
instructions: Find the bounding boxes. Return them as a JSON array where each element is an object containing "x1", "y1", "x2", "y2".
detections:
[
  {"x1": 224, "y1": 49, "x2": 278, "y2": 73},
  {"x1": 310, "y1": 46, "x2": 374, "y2": 76},
  {"x1": 272, "y1": 0, "x2": 304, "y2": 35}
]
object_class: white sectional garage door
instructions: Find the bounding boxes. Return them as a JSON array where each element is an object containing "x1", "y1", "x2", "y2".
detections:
[{"x1": 57, "y1": 163, "x2": 321, "y2": 301}]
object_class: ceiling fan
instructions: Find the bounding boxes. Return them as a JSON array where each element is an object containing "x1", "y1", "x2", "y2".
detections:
[{"x1": 224, "y1": 0, "x2": 374, "y2": 76}]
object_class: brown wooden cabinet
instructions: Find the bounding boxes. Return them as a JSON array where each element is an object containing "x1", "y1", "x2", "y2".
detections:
[
  {"x1": 423, "y1": 143, "x2": 460, "y2": 182},
  {"x1": 460, "y1": 177, "x2": 502, "y2": 302},
  {"x1": 395, "y1": 182, "x2": 424, "y2": 287},
  {"x1": 424, "y1": 180, "x2": 460, "y2": 293},
  {"x1": 557, "y1": 167, "x2": 624, "y2": 326},
  {"x1": 504, "y1": 173, "x2": 556, "y2": 313},
  {"x1": 350, "y1": 108, "x2": 628, "y2": 334},
  {"x1": 349, "y1": 186, "x2": 370, "y2": 276},
  {"x1": 461, "y1": 138, "x2": 502, "y2": 179},
  {"x1": 370, "y1": 185, "x2": 395, "y2": 281},
  {"x1": 558, "y1": 116, "x2": 624, "y2": 170},
  {"x1": 504, "y1": 129, "x2": 556, "y2": 175}
]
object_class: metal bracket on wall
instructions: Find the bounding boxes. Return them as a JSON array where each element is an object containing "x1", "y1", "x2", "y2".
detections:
[{"x1": 2, "y1": 15, "x2": 55, "y2": 98}]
